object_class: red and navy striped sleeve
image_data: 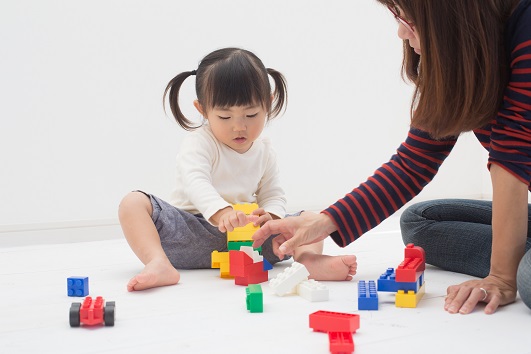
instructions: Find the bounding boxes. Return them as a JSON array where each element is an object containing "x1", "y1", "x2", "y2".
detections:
[
  {"x1": 486, "y1": 1, "x2": 531, "y2": 186},
  {"x1": 323, "y1": 129, "x2": 456, "y2": 247},
  {"x1": 323, "y1": 1, "x2": 531, "y2": 248}
]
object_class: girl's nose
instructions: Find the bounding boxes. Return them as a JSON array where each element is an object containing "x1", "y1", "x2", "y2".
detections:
[{"x1": 233, "y1": 118, "x2": 246, "y2": 131}]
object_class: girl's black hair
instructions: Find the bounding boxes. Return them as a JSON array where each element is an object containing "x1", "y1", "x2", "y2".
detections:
[{"x1": 164, "y1": 47, "x2": 288, "y2": 131}]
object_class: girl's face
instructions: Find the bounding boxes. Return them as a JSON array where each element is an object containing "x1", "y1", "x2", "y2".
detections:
[{"x1": 194, "y1": 101, "x2": 267, "y2": 153}]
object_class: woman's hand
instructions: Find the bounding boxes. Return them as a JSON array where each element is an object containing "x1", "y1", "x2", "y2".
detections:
[
  {"x1": 252, "y1": 211, "x2": 337, "y2": 258},
  {"x1": 444, "y1": 274, "x2": 518, "y2": 314}
]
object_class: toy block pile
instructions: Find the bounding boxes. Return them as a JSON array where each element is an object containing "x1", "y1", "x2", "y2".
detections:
[
  {"x1": 211, "y1": 203, "x2": 270, "y2": 285},
  {"x1": 358, "y1": 243, "x2": 426, "y2": 310},
  {"x1": 269, "y1": 262, "x2": 329, "y2": 301},
  {"x1": 309, "y1": 310, "x2": 360, "y2": 354}
]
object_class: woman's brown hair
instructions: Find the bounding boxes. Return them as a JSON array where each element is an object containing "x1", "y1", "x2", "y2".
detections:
[{"x1": 376, "y1": 0, "x2": 518, "y2": 138}]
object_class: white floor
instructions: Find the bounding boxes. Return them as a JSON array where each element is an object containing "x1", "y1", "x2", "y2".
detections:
[{"x1": 1, "y1": 215, "x2": 529, "y2": 354}]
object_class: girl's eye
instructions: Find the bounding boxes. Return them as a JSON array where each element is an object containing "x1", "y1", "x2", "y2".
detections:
[
  {"x1": 246, "y1": 113, "x2": 258, "y2": 118},
  {"x1": 218, "y1": 116, "x2": 231, "y2": 120}
]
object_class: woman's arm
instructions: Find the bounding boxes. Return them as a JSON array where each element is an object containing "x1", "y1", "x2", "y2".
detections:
[{"x1": 444, "y1": 164, "x2": 528, "y2": 314}]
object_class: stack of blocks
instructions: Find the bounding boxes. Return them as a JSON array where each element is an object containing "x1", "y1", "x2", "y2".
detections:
[
  {"x1": 357, "y1": 243, "x2": 426, "y2": 310},
  {"x1": 309, "y1": 310, "x2": 360, "y2": 354},
  {"x1": 211, "y1": 203, "x2": 270, "y2": 285}
]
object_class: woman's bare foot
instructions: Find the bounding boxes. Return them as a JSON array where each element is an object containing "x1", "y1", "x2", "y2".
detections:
[
  {"x1": 127, "y1": 258, "x2": 181, "y2": 291},
  {"x1": 296, "y1": 253, "x2": 357, "y2": 281}
]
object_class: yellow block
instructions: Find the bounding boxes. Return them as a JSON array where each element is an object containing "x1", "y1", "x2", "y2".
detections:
[
  {"x1": 395, "y1": 283, "x2": 426, "y2": 308},
  {"x1": 232, "y1": 203, "x2": 259, "y2": 214}
]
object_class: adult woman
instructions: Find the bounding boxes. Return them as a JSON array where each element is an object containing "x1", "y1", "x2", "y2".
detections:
[{"x1": 252, "y1": 0, "x2": 531, "y2": 314}]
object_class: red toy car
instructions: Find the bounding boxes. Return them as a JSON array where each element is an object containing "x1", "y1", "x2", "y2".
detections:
[{"x1": 69, "y1": 296, "x2": 115, "y2": 327}]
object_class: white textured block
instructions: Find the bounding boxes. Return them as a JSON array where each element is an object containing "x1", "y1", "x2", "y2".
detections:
[
  {"x1": 240, "y1": 246, "x2": 263, "y2": 263},
  {"x1": 296, "y1": 279, "x2": 329, "y2": 302},
  {"x1": 269, "y1": 262, "x2": 309, "y2": 296}
]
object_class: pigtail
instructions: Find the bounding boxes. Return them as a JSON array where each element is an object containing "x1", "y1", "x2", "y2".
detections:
[
  {"x1": 163, "y1": 70, "x2": 198, "y2": 131},
  {"x1": 266, "y1": 68, "x2": 288, "y2": 119}
]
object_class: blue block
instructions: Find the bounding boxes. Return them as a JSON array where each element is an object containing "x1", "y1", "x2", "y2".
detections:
[
  {"x1": 377, "y1": 268, "x2": 398, "y2": 292},
  {"x1": 67, "y1": 276, "x2": 89, "y2": 297},
  {"x1": 358, "y1": 280, "x2": 378, "y2": 310},
  {"x1": 262, "y1": 258, "x2": 273, "y2": 271}
]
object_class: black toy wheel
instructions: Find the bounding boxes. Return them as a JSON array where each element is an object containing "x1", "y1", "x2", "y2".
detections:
[
  {"x1": 104, "y1": 301, "x2": 115, "y2": 326},
  {"x1": 69, "y1": 303, "x2": 81, "y2": 327}
]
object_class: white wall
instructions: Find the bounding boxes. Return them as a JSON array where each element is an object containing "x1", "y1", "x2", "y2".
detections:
[{"x1": 0, "y1": 0, "x2": 491, "y2": 231}]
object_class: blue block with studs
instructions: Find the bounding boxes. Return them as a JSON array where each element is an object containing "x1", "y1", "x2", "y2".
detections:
[
  {"x1": 358, "y1": 280, "x2": 378, "y2": 310},
  {"x1": 67, "y1": 276, "x2": 89, "y2": 297}
]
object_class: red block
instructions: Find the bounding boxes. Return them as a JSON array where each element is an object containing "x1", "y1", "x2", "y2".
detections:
[
  {"x1": 329, "y1": 332, "x2": 354, "y2": 354},
  {"x1": 309, "y1": 311, "x2": 360, "y2": 333},
  {"x1": 80, "y1": 296, "x2": 104, "y2": 326},
  {"x1": 229, "y1": 250, "x2": 253, "y2": 277},
  {"x1": 396, "y1": 243, "x2": 426, "y2": 282}
]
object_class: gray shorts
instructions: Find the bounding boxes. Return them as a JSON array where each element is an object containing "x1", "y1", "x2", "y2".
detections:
[{"x1": 142, "y1": 192, "x2": 291, "y2": 269}]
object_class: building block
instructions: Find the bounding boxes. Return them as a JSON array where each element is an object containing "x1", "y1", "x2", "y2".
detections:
[
  {"x1": 227, "y1": 240, "x2": 262, "y2": 253},
  {"x1": 395, "y1": 282, "x2": 426, "y2": 308},
  {"x1": 377, "y1": 268, "x2": 422, "y2": 293},
  {"x1": 328, "y1": 332, "x2": 354, "y2": 354},
  {"x1": 358, "y1": 280, "x2": 378, "y2": 310},
  {"x1": 395, "y1": 243, "x2": 426, "y2": 282},
  {"x1": 232, "y1": 203, "x2": 259, "y2": 214},
  {"x1": 239, "y1": 246, "x2": 263, "y2": 263},
  {"x1": 309, "y1": 311, "x2": 360, "y2": 333},
  {"x1": 296, "y1": 279, "x2": 329, "y2": 302},
  {"x1": 404, "y1": 242, "x2": 426, "y2": 263},
  {"x1": 69, "y1": 296, "x2": 115, "y2": 327},
  {"x1": 229, "y1": 250, "x2": 253, "y2": 277},
  {"x1": 235, "y1": 261, "x2": 269, "y2": 286},
  {"x1": 269, "y1": 262, "x2": 309, "y2": 296},
  {"x1": 67, "y1": 276, "x2": 89, "y2": 297},
  {"x1": 262, "y1": 258, "x2": 272, "y2": 271},
  {"x1": 245, "y1": 284, "x2": 263, "y2": 313}
]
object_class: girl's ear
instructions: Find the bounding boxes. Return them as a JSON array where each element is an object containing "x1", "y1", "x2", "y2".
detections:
[{"x1": 193, "y1": 100, "x2": 205, "y2": 117}]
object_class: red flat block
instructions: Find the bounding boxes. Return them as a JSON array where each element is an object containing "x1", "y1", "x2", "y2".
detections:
[
  {"x1": 329, "y1": 332, "x2": 354, "y2": 354},
  {"x1": 309, "y1": 310, "x2": 360, "y2": 333}
]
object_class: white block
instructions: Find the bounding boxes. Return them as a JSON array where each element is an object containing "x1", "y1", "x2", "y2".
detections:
[
  {"x1": 296, "y1": 279, "x2": 329, "y2": 302},
  {"x1": 269, "y1": 262, "x2": 309, "y2": 296}
]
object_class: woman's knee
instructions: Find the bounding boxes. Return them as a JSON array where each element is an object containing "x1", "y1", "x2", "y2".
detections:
[
  {"x1": 517, "y1": 249, "x2": 531, "y2": 310},
  {"x1": 400, "y1": 201, "x2": 431, "y2": 244}
]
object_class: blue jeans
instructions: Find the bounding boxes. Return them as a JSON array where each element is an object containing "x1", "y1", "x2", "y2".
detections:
[{"x1": 400, "y1": 199, "x2": 531, "y2": 310}]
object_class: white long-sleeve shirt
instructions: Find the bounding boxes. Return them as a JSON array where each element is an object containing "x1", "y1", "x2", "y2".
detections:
[{"x1": 169, "y1": 124, "x2": 286, "y2": 224}]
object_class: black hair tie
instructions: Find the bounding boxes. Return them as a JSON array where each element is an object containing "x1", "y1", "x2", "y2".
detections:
[{"x1": 190, "y1": 70, "x2": 197, "y2": 75}]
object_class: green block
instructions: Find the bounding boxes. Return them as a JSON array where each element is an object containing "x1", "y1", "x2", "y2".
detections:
[
  {"x1": 227, "y1": 241, "x2": 262, "y2": 253},
  {"x1": 246, "y1": 284, "x2": 263, "y2": 313}
]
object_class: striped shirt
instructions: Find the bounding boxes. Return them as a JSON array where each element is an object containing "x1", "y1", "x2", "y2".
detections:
[{"x1": 323, "y1": 0, "x2": 531, "y2": 247}]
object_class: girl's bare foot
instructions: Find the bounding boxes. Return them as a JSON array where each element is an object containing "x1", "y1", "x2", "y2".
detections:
[
  {"x1": 127, "y1": 258, "x2": 181, "y2": 291},
  {"x1": 296, "y1": 253, "x2": 357, "y2": 281}
]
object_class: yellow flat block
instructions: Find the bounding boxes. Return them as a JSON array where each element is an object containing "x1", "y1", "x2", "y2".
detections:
[{"x1": 395, "y1": 283, "x2": 426, "y2": 308}]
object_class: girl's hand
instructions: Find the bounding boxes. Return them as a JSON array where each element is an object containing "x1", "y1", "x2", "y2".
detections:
[
  {"x1": 217, "y1": 208, "x2": 259, "y2": 233},
  {"x1": 250, "y1": 208, "x2": 273, "y2": 226},
  {"x1": 444, "y1": 274, "x2": 517, "y2": 315}
]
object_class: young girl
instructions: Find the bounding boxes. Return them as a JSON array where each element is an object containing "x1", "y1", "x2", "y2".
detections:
[
  {"x1": 118, "y1": 47, "x2": 357, "y2": 291},
  {"x1": 252, "y1": 0, "x2": 531, "y2": 315}
]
